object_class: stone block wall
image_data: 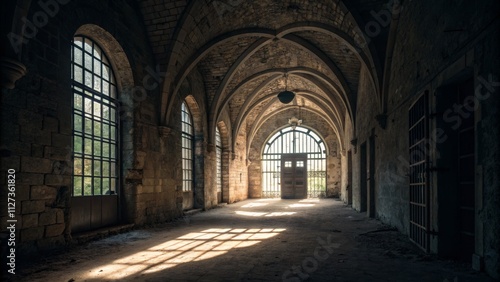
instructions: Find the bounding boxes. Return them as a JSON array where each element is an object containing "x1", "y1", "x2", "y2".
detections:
[
  {"x1": 346, "y1": 0, "x2": 500, "y2": 277},
  {"x1": 0, "y1": 0, "x2": 185, "y2": 256}
]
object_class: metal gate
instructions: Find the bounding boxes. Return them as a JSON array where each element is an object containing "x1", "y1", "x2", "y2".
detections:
[
  {"x1": 261, "y1": 127, "x2": 326, "y2": 198},
  {"x1": 408, "y1": 92, "x2": 430, "y2": 251}
]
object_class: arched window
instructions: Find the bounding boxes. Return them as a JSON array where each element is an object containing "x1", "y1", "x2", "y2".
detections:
[
  {"x1": 261, "y1": 126, "x2": 326, "y2": 198},
  {"x1": 72, "y1": 36, "x2": 118, "y2": 196},
  {"x1": 216, "y1": 127, "x2": 222, "y2": 196},
  {"x1": 181, "y1": 102, "x2": 194, "y2": 192}
]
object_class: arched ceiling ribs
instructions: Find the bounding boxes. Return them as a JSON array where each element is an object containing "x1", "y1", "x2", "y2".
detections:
[
  {"x1": 216, "y1": 67, "x2": 350, "y2": 126},
  {"x1": 165, "y1": 22, "x2": 373, "y2": 126},
  {"x1": 276, "y1": 21, "x2": 382, "y2": 109},
  {"x1": 162, "y1": 28, "x2": 276, "y2": 125},
  {"x1": 238, "y1": 90, "x2": 344, "y2": 155},
  {"x1": 246, "y1": 106, "x2": 344, "y2": 157},
  {"x1": 281, "y1": 33, "x2": 356, "y2": 113}
]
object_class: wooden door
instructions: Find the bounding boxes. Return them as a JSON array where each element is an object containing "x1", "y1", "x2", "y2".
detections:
[{"x1": 281, "y1": 154, "x2": 308, "y2": 199}]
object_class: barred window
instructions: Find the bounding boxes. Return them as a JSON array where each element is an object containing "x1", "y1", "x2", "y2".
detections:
[
  {"x1": 72, "y1": 36, "x2": 118, "y2": 196},
  {"x1": 216, "y1": 127, "x2": 222, "y2": 193},
  {"x1": 181, "y1": 102, "x2": 194, "y2": 192},
  {"x1": 261, "y1": 127, "x2": 327, "y2": 198}
]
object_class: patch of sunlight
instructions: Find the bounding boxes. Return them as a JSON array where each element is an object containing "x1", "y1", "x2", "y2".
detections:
[
  {"x1": 299, "y1": 199, "x2": 320, "y2": 203},
  {"x1": 265, "y1": 212, "x2": 296, "y2": 216},
  {"x1": 241, "y1": 202, "x2": 269, "y2": 208},
  {"x1": 289, "y1": 203, "x2": 315, "y2": 208},
  {"x1": 256, "y1": 198, "x2": 281, "y2": 201},
  {"x1": 236, "y1": 210, "x2": 298, "y2": 217},
  {"x1": 235, "y1": 211, "x2": 267, "y2": 216},
  {"x1": 82, "y1": 228, "x2": 286, "y2": 280}
]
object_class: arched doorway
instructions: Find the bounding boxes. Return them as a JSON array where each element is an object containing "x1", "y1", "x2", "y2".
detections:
[{"x1": 261, "y1": 126, "x2": 327, "y2": 198}]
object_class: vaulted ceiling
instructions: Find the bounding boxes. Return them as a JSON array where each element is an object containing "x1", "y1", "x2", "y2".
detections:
[{"x1": 138, "y1": 0, "x2": 392, "y2": 152}]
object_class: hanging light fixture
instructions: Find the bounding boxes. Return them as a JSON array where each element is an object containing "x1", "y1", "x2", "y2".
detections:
[{"x1": 277, "y1": 73, "x2": 295, "y2": 104}]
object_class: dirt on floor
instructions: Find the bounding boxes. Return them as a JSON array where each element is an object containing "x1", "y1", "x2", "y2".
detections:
[{"x1": 4, "y1": 199, "x2": 495, "y2": 282}]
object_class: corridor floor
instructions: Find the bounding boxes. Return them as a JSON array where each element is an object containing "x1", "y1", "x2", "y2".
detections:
[{"x1": 10, "y1": 199, "x2": 493, "y2": 282}]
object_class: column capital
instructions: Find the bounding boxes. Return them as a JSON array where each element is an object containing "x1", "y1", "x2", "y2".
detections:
[{"x1": 1, "y1": 57, "x2": 27, "y2": 89}]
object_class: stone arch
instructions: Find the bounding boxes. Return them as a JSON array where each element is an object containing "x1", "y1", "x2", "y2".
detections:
[
  {"x1": 74, "y1": 24, "x2": 134, "y2": 93},
  {"x1": 184, "y1": 94, "x2": 203, "y2": 136},
  {"x1": 71, "y1": 24, "x2": 136, "y2": 225}
]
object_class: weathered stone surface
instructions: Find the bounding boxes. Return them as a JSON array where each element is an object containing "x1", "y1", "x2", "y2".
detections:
[
  {"x1": 21, "y1": 156, "x2": 53, "y2": 173},
  {"x1": 22, "y1": 213, "x2": 38, "y2": 229},
  {"x1": 44, "y1": 174, "x2": 71, "y2": 186},
  {"x1": 39, "y1": 210, "x2": 57, "y2": 226},
  {"x1": 45, "y1": 223, "x2": 65, "y2": 237},
  {"x1": 31, "y1": 186, "x2": 58, "y2": 200},
  {"x1": 21, "y1": 227, "x2": 44, "y2": 242},
  {"x1": 21, "y1": 200, "x2": 45, "y2": 214}
]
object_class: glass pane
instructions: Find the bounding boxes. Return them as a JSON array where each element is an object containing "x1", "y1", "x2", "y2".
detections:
[
  {"x1": 94, "y1": 140, "x2": 101, "y2": 157},
  {"x1": 102, "y1": 81, "x2": 109, "y2": 96},
  {"x1": 102, "y1": 105, "x2": 109, "y2": 120},
  {"x1": 110, "y1": 108, "x2": 115, "y2": 121},
  {"x1": 110, "y1": 85, "x2": 116, "y2": 99},
  {"x1": 83, "y1": 177, "x2": 92, "y2": 196},
  {"x1": 74, "y1": 136, "x2": 83, "y2": 153},
  {"x1": 84, "y1": 53, "x2": 92, "y2": 71},
  {"x1": 102, "y1": 161, "x2": 109, "y2": 176},
  {"x1": 93, "y1": 178, "x2": 101, "y2": 195},
  {"x1": 93, "y1": 121, "x2": 102, "y2": 137},
  {"x1": 103, "y1": 178, "x2": 110, "y2": 194},
  {"x1": 84, "y1": 70, "x2": 92, "y2": 88},
  {"x1": 74, "y1": 38, "x2": 83, "y2": 48},
  {"x1": 110, "y1": 126, "x2": 116, "y2": 141},
  {"x1": 74, "y1": 176, "x2": 82, "y2": 196},
  {"x1": 84, "y1": 97, "x2": 92, "y2": 113},
  {"x1": 83, "y1": 39, "x2": 93, "y2": 53},
  {"x1": 102, "y1": 65, "x2": 110, "y2": 81},
  {"x1": 110, "y1": 162, "x2": 116, "y2": 177},
  {"x1": 110, "y1": 144, "x2": 116, "y2": 159},
  {"x1": 74, "y1": 114, "x2": 83, "y2": 132},
  {"x1": 102, "y1": 142, "x2": 110, "y2": 157},
  {"x1": 74, "y1": 158, "x2": 83, "y2": 175},
  {"x1": 84, "y1": 158, "x2": 92, "y2": 175},
  {"x1": 84, "y1": 117, "x2": 92, "y2": 134},
  {"x1": 84, "y1": 138, "x2": 92, "y2": 155},
  {"x1": 74, "y1": 66, "x2": 83, "y2": 83},
  {"x1": 93, "y1": 76, "x2": 101, "y2": 92},
  {"x1": 74, "y1": 94, "x2": 83, "y2": 110},
  {"x1": 93, "y1": 58, "x2": 101, "y2": 76},
  {"x1": 102, "y1": 124, "x2": 110, "y2": 139}
]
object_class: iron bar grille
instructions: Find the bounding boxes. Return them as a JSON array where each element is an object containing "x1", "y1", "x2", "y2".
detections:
[
  {"x1": 181, "y1": 102, "x2": 194, "y2": 192},
  {"x1": 262, "y1": 127, "x2": 326, "y2": 198},
  {"x1": 71, "y1": 36, "x2": 119, "y2": 196},
  {"x1": 408, "y1": 92, "x2": 430, "y2": 252},
  {"x1": 216, "y1": 127, "x2": 222, "y2": 193}
]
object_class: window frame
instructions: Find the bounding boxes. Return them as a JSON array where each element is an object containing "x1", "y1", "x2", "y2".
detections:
[
  {"x1": 181, "y1": 102, "x2": 194, "y2": 192},
  {"x1": 71, "y1": 35, "x2": 120, "y2": 197}
]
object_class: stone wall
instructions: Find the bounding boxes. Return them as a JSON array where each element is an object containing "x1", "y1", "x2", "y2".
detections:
[
  {"x1": 0, "y1": 1, "x2": 184, "y2": 255},
  {"x1": 348, "y1": 0, "x2": 500, "y2": 277}
]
